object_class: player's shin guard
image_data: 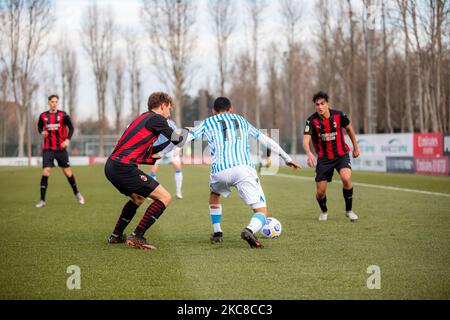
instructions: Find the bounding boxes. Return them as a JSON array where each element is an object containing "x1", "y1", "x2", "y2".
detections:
[
  {"x1": 113, "y1": 200, "x2": 139, "y2": 236},
  {"x1": 246, "y1": 213, "x2": 266, "y2": 234},
  {"x1": 209, "y1": 204, "x2": 222, "y2": 233},
  {"x1": 175, "y1": 170, "x2": 183, "y2": 195},
  {"x1": 67, "y1": 175, "x2": 79, "y2": 195},
  {"x1": 316, "y1": 196, "x2": 328, "y2": 213},
  {"x1": 134, "y1": 199, "x2": 166, "y2": 237},
  {"x1": 40, "y1": 176, "x2": 48, "y2": 201},
  {"x1": 343, "y1": 188, "x2": 353, "y2": 212}
]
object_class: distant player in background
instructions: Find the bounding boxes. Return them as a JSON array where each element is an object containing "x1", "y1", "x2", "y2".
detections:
[
  {"x1": 149, "y1": 118, "x2": 184, "y2": 199},
  {"x1": 35, "y1": 94, "x2": 85, "y2": 208},
  {"x1": 105, "y1": 92, "x2": 187, "y2": 250},
  {"x1": 257, "y1": 145, "x2": 272, "y2": 174},
  {"x1": 185, "y1": 97, "x2": 301, "y2": 248},
  {"x1": 303, "y1": 91, "x2": 360, "y2": 222}
]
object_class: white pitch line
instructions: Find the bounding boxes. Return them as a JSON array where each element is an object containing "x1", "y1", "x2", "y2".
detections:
[{"x1": 269, "y1": 173, "x2": 450, "y2": 198}]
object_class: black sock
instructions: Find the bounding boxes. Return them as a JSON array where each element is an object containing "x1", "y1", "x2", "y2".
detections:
[
  {"x1": 113, "y1": 200, "x2": 139, "y2": 236},
  {"x1": 40, "y1": 176, "x2": 48, "y2": 201},
  {"x1": 67, "y1": 175, "x2": 79, "y2": 195},
  {"x1": 134, "y1": 200, "x2": 166, "y2": 237},
  {"x1": 316, "y1": 196, "x2": 328, "y2": 213},
  {"x1": 343, "y1": 188, "x2": 353, "y2": 212}
]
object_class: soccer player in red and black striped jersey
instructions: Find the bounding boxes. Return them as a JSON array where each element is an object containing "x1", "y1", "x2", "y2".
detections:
[
  {"x1": 303, "y1": 91, "x2": 360, "y2": 222},
  {"x1": 35, "y1": 95, "x2": 85, "y2": 208},
  {"x1": 105, "y1": 92, "x2": 187, "y2": 250}
]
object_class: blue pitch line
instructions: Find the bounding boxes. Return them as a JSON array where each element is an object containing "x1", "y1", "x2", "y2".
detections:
[{"x1": 271, "y1": 173, "x2": 450, "y2": 198}]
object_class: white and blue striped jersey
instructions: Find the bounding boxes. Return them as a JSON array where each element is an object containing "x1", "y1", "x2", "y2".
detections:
[{"x1": 189, "y1": 113, "x2": 261, "y2": 174}]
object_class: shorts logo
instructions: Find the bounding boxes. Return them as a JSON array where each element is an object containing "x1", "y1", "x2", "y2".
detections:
[{"x1": 140, "y1": 175, "x2": 148, "y2": 182}]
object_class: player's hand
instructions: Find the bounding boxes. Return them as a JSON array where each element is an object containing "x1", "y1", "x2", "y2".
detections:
[
  {"x1": 151, "y1": 154, "x2": 162, "y2": 159},
  {"x1": 353, "y1": 147, "x2": 360, "y2": 159},
  {"x1": 307, "y1": 153, "x2": 317, "y2": 167},
  {"x1": 287, "y1": 161, "x2": 301, "y2": 170},
  {"x1": 61, "y1": 139, "x2": 70, "y2": 149},
  {"x1": 41, "y1": 131, "x2": 48, "y2": 138}
]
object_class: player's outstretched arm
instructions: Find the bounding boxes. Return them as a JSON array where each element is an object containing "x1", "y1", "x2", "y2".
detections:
[
  {"x1": 345, "y1": 125, "x2": 360, "y2": 158},
  {"x1": 258, "y1": 134, "x2": 301, "y2": 169}
]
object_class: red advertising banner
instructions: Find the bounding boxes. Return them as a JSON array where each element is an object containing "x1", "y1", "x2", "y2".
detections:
[
  {"x1": 414, "y1": 156, "x2": 449, "y2": 176},
  {"x1": 413, "y1": 133, "x2": 443, "y2": 157}
]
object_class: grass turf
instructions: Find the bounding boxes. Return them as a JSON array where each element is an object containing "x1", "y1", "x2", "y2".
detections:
[{"x1": 0, "y1": 165, "x2": 449, "y2": 299}]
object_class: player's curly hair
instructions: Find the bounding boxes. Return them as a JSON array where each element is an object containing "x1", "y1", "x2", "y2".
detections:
[
  {"x1": 312, "y1": 91, "x2": 329, "y2": 103},
  {"x1": 147, "y1": 92, "x2": 173, "y2": 110}
]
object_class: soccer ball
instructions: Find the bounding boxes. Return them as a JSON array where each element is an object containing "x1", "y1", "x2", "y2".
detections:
[{"x1": 260, "y1": 217, "x2": 282, "y2": 239}]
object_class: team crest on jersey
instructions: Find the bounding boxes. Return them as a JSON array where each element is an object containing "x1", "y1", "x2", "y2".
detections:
[
  {"x1": 140, "y1": 175, "x2": 148, "y2": 182},
  {"x1": 333, "y1": 121, "x2": 337, "y2": 128},
  {"x1": 57, "y1": 115, "x2": 61, "y2": 122}
]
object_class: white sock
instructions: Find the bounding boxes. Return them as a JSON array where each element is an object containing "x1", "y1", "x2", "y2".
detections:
[
  {"x1": 175, "y1": 170, "x2": 183, "y2": 194},
  {"x1": 210, "y1": 205, "x2": 222, "y2": 233},
  {"x1": 246, "y1": 213, "x2": 266, "y2": 234}
]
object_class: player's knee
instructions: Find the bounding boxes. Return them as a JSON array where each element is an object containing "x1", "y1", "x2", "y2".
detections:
[
  {"x1": 342, "y1": 179, "x2": 352, "y2": 189},
  {"x1": 43, "y1": 168, "x2": 51, "y2": 176},
  {"x1": 160, "y1": 191, "x2": 172, "y2": 207},
  {"x1": 316, "y1": 189, "x2": 326, "y2": 199}
]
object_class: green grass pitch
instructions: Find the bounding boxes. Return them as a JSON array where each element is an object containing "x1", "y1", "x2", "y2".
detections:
[{"x1": 0, "y1": 165, "x2": 449, "y2": 299}]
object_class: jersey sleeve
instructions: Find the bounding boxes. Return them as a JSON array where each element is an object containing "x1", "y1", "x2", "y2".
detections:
[
  {"x1": 340, "y1": 111, "x2": 350, "y2": 128},
  {"x1": 37, "y1": 114, "x2": 44, "y2": 134},
  {"x1": 188, "y1": 120, "x2": 207, "y2": 141},
  {"x1": 247, "y1": 121, "x2": 261, "y2": 139},
  {"x1": 63, "y1": 113, "x2": 74, "y2": 139},
  {"x1": 146, "y1": 115, "x2": 184, "y2": 146},
  {"x1": 304, "y1": 119, "x2": 313, "y2": 135}
]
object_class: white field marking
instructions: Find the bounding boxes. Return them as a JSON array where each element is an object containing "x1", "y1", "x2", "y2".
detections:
[{"x1": 270, "y1": 173, "x2": 450, "y2": 198}]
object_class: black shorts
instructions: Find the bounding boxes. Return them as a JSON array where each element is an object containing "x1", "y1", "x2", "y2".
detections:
[
  {"x1": 104, "y1": 158, "x2": 159, "y2": 197},
  {"x1": 42, "y1": 150, "x2": 70, "y2": 168},
  {"x1": 315, "y1": 154, "x2": 352, "y2": 182}
]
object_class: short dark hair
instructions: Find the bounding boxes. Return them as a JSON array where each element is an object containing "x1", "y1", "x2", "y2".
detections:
[
  {"x1": 48, "y1": 94, "x2": 59, "y2": 101},
  {"x1": 147, "y1": 92, "x2": 173, "y2": 110},
  {"x1": 312, "y1": 91, "x2": 329, "y2": 103},
  {"x1": 213, "y1": 97, "x2": 232, "y2": 113}
]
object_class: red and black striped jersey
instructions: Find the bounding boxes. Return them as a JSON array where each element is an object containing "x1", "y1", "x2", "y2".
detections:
[
  {"x1": 37, "y1": 110, "x2": 74, "y2": 151},
  {"x1": 304, "y1": 109, "x2": 351, "y2": 159},
  {"x1": 110, "y1": 111, "x2": 184, "y2": 166}
]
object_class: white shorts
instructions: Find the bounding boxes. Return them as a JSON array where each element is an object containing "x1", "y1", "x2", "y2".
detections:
[
  {"x1": 163, "y1": 148, "x2": 181, "y2": 164},
  {"x1": 210, "y1": 165, "x2": 266, "y2": 207}
]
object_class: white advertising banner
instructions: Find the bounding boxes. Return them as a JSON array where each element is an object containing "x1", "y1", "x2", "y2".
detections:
[
  {"x1": 345, "y1": 133, "x2": 414, "y2": 157},
  {"x1": 350, "y1": 156, "x2": 387, "y2": 172}
]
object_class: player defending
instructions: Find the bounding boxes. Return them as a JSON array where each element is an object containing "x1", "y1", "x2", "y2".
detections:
[
  {"x1": 149, "y1": 118, "x2": 184, "y2": 199},
  {"x1": 186, "y1": 97, "x2": 300, "y2": 248},
  {"x1": 303, "y1": 91, "x2": 360, "y2": 222},
  {"x1": 35, "y1": 95, "x2": 84, "y2": 208},
  {"x1": 105, "y1": 92, "x2": 186, "y2": 250}
]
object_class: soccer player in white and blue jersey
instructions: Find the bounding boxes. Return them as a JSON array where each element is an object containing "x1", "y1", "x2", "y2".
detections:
[
  {"x1": 150, "y1": 118, "x2": 184, "y2": 199},
  {"x1": 187, "y1": 97, "x2": 301, "y2": 248}
]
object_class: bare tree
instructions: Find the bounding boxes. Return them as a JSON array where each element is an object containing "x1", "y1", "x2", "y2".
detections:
[
  {"x1": 0, "y1": 0, "x2": 52, "y2": 157},
  {"x1": 142, "y1": 0, "x2": 197, "y2": 127},
  {"x1": 81, "y1": 2, "x2": 115, "y2": 156},
  {"x1": 246, "y1": 0, "x2": 266, "y2": 129},
  {"x1": 57, "y1": 36, "x2": 78, "y2": 120},
  {"x1": 124, "y1": 28, "x2": 142, "y2": 118},
  {"x1": 280, "y1": 0, "x2": 303, "y2": 153},
  {"x1": 396, "y1": 0, "x2": 414, "y2": 132},
  {"x1": 264, "y1": 42, "x2": 281, "y2": 131},
  {"x1": 111, "y1": 54, "x2": 125, "y2": 135},
  {"x1": 208, "y1": 0, "x2": 235, "y2": 96},
  {"x1": 381, "y1": 0, "x2": 393, "y2": 133}
]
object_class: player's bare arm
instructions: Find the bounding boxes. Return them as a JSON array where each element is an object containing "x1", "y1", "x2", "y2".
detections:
[
  {"x1": 303, "y1": 134, "x2": 317, "y2": 167},
  {"x1": 345, "y1": 125, "x2": 360, "y2": 158}
]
